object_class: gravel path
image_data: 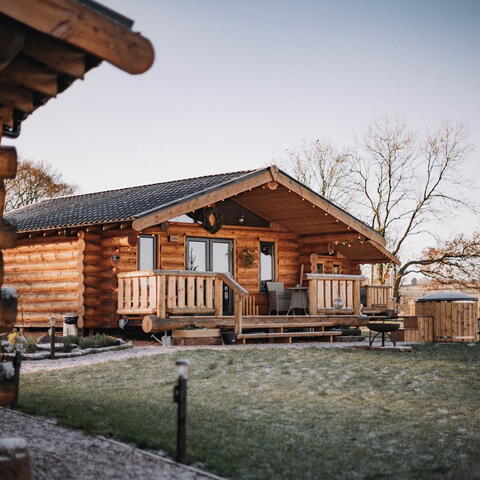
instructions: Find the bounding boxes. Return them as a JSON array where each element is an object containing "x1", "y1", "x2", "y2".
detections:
[
  {"x1": 0, "y1": 407, "x2": 222, "y2": 480},
  {"x1": 20, "y1": 340, "x2": 409, "y2": 374}
]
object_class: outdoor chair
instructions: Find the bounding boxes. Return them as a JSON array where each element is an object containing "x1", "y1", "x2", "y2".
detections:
[{"x1": 266, "y1": 282, "x2": 292, "y2": 314}]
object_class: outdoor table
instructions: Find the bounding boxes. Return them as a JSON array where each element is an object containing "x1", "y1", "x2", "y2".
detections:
[
  {"x1": 367, "y1": 316, "x2": 400, "y2": 347},
  {"x1": 286, "y1": 286, "x2": 308, "y2": 315}
]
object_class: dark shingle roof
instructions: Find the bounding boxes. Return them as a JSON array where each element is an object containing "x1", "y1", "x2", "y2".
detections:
[{"x1": 6, "y1": 169, "x2": 255, "y2": 233}]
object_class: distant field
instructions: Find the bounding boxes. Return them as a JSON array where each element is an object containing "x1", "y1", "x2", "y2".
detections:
[{"x1": 19, "y1": 344, "x2": 480, "y2": 480}]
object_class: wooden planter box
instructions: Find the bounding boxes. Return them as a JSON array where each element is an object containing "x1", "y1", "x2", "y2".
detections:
[{"x1": 172, "y1": 328, "x2": 222, "y2": 346}]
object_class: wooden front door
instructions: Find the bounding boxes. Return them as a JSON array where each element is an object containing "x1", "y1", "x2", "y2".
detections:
[{"x1": 186, "y1": 237, "x2": 233, "y2": 314}]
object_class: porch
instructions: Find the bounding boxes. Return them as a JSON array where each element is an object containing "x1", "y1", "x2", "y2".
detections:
[{"x1": 117, "y1": 270, "x2": 393, "y2": 343}]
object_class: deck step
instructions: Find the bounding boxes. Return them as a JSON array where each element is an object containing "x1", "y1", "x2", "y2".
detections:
[
  {"x1": 236, "y1": 331, "x2": 342, "y2": 340},
  {"x1": 241, "y1": 322, "x2": 334, "y2": 329}
]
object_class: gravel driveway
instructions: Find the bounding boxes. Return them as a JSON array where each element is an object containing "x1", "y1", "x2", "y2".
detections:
[{"x1": 0, "y1": 407, "x2": 222, "y2": 480}]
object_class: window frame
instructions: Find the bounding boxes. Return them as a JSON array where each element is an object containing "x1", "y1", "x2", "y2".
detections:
[
  {"x1": 137, "y1": 234, "x2": 157, "y2": 271},
  {"x1": 259, "y1": 241, "x2": 276, "y2": 293}
]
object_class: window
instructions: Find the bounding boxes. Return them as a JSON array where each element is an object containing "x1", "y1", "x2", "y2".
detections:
[
  {"x1": 138, "y1": 235, "x2": 156, "y2": 270},
  {"x1": 316, "y1": 263, "x2": 324, "y2": 274},
  {"x1": 260, "y1": 242, "x2": 275, "y2": 292},
  {"x1": 333, "y1": 264, "x2": 341, "y2": 274}
]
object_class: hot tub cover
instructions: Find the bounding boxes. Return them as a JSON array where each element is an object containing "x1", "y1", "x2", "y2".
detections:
[{"x1": 416, "y1": 291, "x2": 478, "y2": 302}]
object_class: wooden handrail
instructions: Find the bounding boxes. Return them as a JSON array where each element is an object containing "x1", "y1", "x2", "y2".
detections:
[
  {"x1": 217, "y1": 272, "x2": 248, "y2": 297},
  {"x1": 118, "y1": 269, "x2": 218, "y2": 278},
  {"x1": 306, "y1": 274, "x2": 366, "y2": 281}
]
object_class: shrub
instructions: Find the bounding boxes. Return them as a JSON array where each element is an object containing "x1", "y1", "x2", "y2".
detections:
[
  {"x1": 62, "y1": 335, "x2": 79, "y2": 353},
  {"x1": 78, "y1": 334, "x2": 118, "y2": 350},
  {"x1": 25, "y1": 337, "x2": 38, "y2": 353}
]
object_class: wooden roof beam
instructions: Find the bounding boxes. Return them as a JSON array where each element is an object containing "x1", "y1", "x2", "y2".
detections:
[
  {"x1": 0, "y1": 0, "x2": 154, "y2": 74},
  {"x1": 0, "y1": 106, "x2": 14, "y2": 128},
  {"x1": 1, "y1": 56, "x2": 58, "y2": 96},
  {"x1": 301, "y1": 232, "x2": 366, "y2": 244},
  {"x1": 22, "y1": 30, "x2": 86, "y2": 79},
  {"x1": 0, "y1": 146, "x2": 17, "y2": 178},
  {"x1": 0, "y1": 82, "x2": 33, "y2": 113},
  {"x1": 0, "y1": 17, "x2": 25, "y2": 72}
]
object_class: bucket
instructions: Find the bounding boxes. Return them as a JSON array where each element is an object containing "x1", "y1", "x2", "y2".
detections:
[{"x1": 221, "y1": 331, "x2": 236, "y2": 345}]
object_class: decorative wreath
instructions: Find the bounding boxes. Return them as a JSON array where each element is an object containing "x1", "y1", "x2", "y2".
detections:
[{"x1": 201, "y1": 206, "x2": 224, "y2": 234}]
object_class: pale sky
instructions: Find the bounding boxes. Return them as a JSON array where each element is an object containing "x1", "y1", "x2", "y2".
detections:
[{"x1": 5, "y1": 0, "x2": 480, "y2": 256}]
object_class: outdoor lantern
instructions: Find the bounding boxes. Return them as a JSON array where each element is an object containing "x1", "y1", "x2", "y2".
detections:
[
  {"x1": 175, "y1": 359, "x2": 189, "y2": 379},
  {"x1": 333, "y1": 297, "x2": 344, "y2": 310},
  {"x1": 14, "y1": 336, "x2": 26, "y2": 353}
]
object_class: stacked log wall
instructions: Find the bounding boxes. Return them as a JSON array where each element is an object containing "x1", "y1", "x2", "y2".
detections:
[
  {"x1": 82, "y1": 229, "x2": 137, "y2": 328},
  {"x1": 3, "y1": 236, "x2": 85, "y2": 326}
]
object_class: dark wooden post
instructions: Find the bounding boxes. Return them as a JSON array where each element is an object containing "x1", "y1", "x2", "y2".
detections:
[
  {"x1": 11, "y1": 350, "x2": 21, "y2": 409},
  {"x1": 49, "y1": 317, "x2": 56, "y2": 359},
  {"x1": 173, "y1": 359, "x2": 189, "y2": 464},
  {"x1": 176, "y1": 375, "x2": 187, "y2": 463}
]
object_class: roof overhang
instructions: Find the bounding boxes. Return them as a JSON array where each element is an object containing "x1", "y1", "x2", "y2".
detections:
[
  {"x1": 0, "y1": 0, "x2": 154, "y2": 136},
  {"x1": 132, "y1": 166, "x2": 400, "y2": 265}
]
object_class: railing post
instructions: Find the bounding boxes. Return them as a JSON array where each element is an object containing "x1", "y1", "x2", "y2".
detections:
[
  {"x1": 214, "y1": 276, "x2": 223, "y2": 317},
  {"x1": 157, "y1": 275, "x2": 166, "y2": 318},
  {"x1": 234, "y1": 293, "x2": 242, "y2": 335},
  {"x1": 353, "y1": 280, "x2": 361, "y2": 315},
  {"x1": 308, "y1": 279, "x2": 318, "y2": 315}
]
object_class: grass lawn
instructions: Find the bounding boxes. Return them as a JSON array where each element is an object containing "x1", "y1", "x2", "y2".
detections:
[{"x1": 19, "y1": 344, "x2": 480, "y2": 479}]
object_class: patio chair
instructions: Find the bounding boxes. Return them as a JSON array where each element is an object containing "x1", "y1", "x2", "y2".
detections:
[{"x1": 266, "y1": 282, "x2": 292, "y2": 315}]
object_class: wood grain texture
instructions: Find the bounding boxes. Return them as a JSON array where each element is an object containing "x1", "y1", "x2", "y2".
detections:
[{"x1": 0, "y1": 0, "x2": 154, "y2": 74}]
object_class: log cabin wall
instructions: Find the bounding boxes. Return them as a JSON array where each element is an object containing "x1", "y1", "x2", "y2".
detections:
[
  {"x1": 3, "y1": 222, "x2": 363, "y2": 328},
  {"x1": 82, "y1": 229, "x2": 137, "y2": 328},
  {"x1": 3, "y1": 236, "x2": 85, "y2": 326}
]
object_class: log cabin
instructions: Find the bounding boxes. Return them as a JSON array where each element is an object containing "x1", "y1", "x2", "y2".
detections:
[
  {"x1": 4, "y1": 166, "x2": 399, "y2": 342},
  {"x1": 0, "y1": 0, "x2": 154, "y2": 333}
]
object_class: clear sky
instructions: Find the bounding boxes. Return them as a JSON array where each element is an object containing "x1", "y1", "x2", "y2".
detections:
[{"x1": 6, "y1": 0, "x2": 480, "y2": 246}]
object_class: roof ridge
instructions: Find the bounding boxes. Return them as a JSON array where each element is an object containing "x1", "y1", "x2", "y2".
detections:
[{"x1": 6, "y1": 168, "x2": 257, "y2": 214}]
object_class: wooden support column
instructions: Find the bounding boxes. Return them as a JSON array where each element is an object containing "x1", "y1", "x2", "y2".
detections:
[
  {"x1": 308, "y1": 279, "x2": 318, "y2": 315},
  {"x1": 156, "y1": 275, "x2": 166, "y2": 318},
  {"x1": 214, "y1": 277, "x2": 223, "y2": 317},
  {"x1": 234, "y1": 293, "x2": 243, "y2": 335},
  {"x1": 0, "y1": 122, "x2": 18, "y2": 333}
]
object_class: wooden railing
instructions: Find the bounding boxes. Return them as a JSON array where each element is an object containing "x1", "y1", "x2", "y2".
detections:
[
  {"x1": 363, "y1": 285, "x2": 393, "y2": 309},
  {"x1": 306, "y1": 274, "x2": 364, "y2": 315},
  {"x1": 117, "y1": 270, "x2": 248, "y2": 332}
]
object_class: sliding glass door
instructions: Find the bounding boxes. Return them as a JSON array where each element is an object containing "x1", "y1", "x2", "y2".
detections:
[{"x1": 186, "y1": 237, "x2": 233, "y2": 314}]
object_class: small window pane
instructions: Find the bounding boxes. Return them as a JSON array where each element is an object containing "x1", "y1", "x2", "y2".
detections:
[
  {"x1": 138, "y1": 236, "x2": 155, "y2": 270},
  {"x1": 260, "y1": 242, "x2": 275, "y2": 293},
  {"x1": 187, "y1": 240, "x2": 207, "y2": 271}
]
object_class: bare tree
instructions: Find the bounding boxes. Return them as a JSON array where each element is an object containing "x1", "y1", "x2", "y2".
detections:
[
  {"x1": 349, "y1": 117, "x2": 475, "y2": 289},
  {"x1": 5, "y1": 159, "x2": 77, "y2": 211},
  {"x1": 282, "y1": 117, "x2": 477, "y2": 294},
  {"x1": 396, "y1": 233, "x2": 480, "y2": 295},
  {"x1": 278, "y1": 139, "x2": 352, "y2": 206}
]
